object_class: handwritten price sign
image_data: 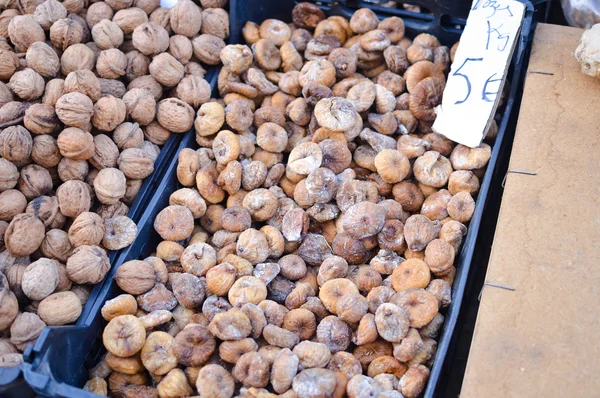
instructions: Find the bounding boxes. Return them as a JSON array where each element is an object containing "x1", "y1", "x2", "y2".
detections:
[{"x1": 432, "y1": 0, "x2": 525, "y2": 148}]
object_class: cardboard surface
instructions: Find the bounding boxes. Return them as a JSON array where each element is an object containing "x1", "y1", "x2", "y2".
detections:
[{"x1": 461, "y1": 23, "x2": 600, "y2": 397}]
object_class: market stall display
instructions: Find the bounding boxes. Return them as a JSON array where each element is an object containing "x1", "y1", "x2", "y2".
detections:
[{"x1": 19, "y1": 1, "x2": 535, "y2": 397}]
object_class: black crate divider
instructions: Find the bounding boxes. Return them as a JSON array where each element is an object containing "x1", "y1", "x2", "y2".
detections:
[{"x1": 21, "y1": 0, "x2": 536, "y2": 395}]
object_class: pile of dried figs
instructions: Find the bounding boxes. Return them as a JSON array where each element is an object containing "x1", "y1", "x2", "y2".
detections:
[
  {"x1": 89, "y1": 3, "x2": 497, "y2": 398},
  {"x1": 0, "y1": 0, "x2": 229, "y2": 367}
]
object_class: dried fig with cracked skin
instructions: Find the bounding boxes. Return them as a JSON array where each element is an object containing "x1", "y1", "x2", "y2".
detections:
[
  {"x1": 196, "y1": 364, "x2": 234, "y2": 398},
  {"x1": 450, "y1": 143, "x2": 492, "y2": 170},
  {"x1": 229, "y1": 276, "x2": 267, "y2": 307},
  {"x1": 299, "y1": 59, "x2": 336, "y2": 88},
  {"x1": 293, "y1": 368, "x2": 337, "y2": 398},
  {"x1": 233, "y1": 351, "x2": 270, "y2": 388},
  {"x1": 342, "y1": 201, "x2": 386, "y2": 240},
  {"x1": 157, "y1": 368, "x2": 193, "y2": 397},
  {"x1": 292, "y1": 2, "x2": 325, "y2": 29},
  {"x1": 399, "y1": 364, "x2": 429, "y2": 398},
  {"x1": 101, "y1": 294, "x2": 138, "y2": 321},
  {"x1": 409, "y1": 76, "x2": 445, "y2": 122},
  {"x1": 347, "y1": 80, "x2": 376, "y2": 112},
  {"x1": 103, "y1": 314, "x2": 146, "y2": 358},
  {"x1": 439, "y1": 220, "x2": 467, "y2": 253},
  {"x1": 413, "y1": 151, "x2": 453, "y2": 188},
  {"x1": 154, "y1": 205, "x2": 194, "y2": 241},
  {"x1": 137, "y1": 283, "x2": 177, "y2": 312},
  {"x1": 404, "y1": 214, "x2": 440, "y2": 252}
]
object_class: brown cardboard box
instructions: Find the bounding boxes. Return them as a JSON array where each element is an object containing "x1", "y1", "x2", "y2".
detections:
[{"x1": 461, "y1": 23, "x2": 600, "y2": 397}]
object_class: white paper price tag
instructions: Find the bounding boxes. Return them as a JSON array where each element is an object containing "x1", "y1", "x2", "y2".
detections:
[
  {"x1": 160, "y1": 0, "x2": 178, "y2": 8},
  {"x1": 432, "y1": 0, "x2": 526, "y2": 148}
]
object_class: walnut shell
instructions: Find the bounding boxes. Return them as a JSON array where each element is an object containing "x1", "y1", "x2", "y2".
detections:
[
  {"x1": 64, "y1": 70, "x2": 101, "y2": 102},
  {"x1": 66, "y1": 245, "x2": 110, "y2": 284},
  {"x1": 132, "y1": 21, "x2": 169, "y2": 56},
  {"x1": 0, "y1": 125, "x2": 33, "y2": 164},
  {"x1": 99, "y1": 78, "x2": 127, "y2": 98},
  {"x1": 168, "y1": 35, "x2": 192, "y2": 64},
  {"x1": 24, "y1": 103, "x2": 59, "y2": 135},
  {"x1": 25, "y1": 42, "x2": 60, "y2": 78},
  {"x1": 169, "y1": 0, "x2": 202, "y2": 37},
  {"x1": 50, "y1": 18, "x2": 83, "y2": 51},
  {"x1": 0, "y1": 50, "x2": 19, "y2": 81},
  {"x1": 0, "y1": 158, "x2": 19, "y2": 192},
  {"x1": 113, "y1": 122, "x2": 143, "y2": 149},
  {"x1": 118, "y1": 147, "x2": 154, "y2": 179},
  {"x1": 38, "y1": 291, "x2": 82, "y2": 325},
  {"x1": 94, "y1": 167, "x2": 127, "y2": 204},
  {"x1": 56, "y1": 180, "x2": 92, "y2": 218},
  {"x1": 55, "y1": 92, "x2": 94, "y2": 128},
  {"x1": 22, "y1": 258, "x2": 59, "y2": 301},
  {"x1": 8, "y1": 15, "x2": 45, "y2": 52},
  {"x1": 113, "y1": 7, "x2": 148, "y2": 34},
  {"x1": 86, "y1": 2, "x2": 114, "y2": 28},
  {"x1": 57, "y1": 127, "x2": 95, "y2": 160},
  {"x1": 176, "y1": 75, "x2": 211, "y2": 108},
  {"x1": 40, "y1": 228, "x2": 72, "y2": 263},
  {"x1": 125, "y1": 50, "x2": 150, "y2": 81},
  {"x1": 8, "y1": 68, "x2": 45, "y2": 100},
  {"x1": 18, "y1": 164, "x2": 53, "y2": 199},
  {"x1": 31, "y1": 135, "x2": 61, "y2": 168},
  {"x1": 149, "y1": 52, "x2": 184, "y2": 87},
  {"x1": 143, "y1": 121, "x2": 170, "y2": 145},
  {"x1": 42, "y1": 78, "x2": 65, "y2": 106},
  {"x1": 128, "y1": 75, "x2": 163, "y2": 100},
  {"x1": 122, "y1": 88, "x2": 156, "y2": 126},
  {"x1": 92, "y1": 95, "x2": 126, "y2": 131},
  {"x1": 34, "y1": 0, "x2": 67, "y2": 30},
  {"x1": 10, "y1": 312, "x2": 46, "y2": 351},
  {"x1": 5, "y1": 214, "x2": 46, "y2": 258},
  {"x1": 201, "y1": 8, "x2": 229, "y2": 40},
  {"x1": 92, "y1": 19, "x2": 124, "y2": 50},
  {"x1": 90, "y1": 134, "x2": 119, "y2": 170},
  {"x1": 60, "y1": 43, "x2": 95, "y2": 76},
  {"x1": 96, "y1": 48, "x2": 127, "y2": 79},
  {"x1": 68, "y1": 212, "x2": 105, "y2": 247},
  {"x1": 157, "y1": 98, "x2": 194, "y2": 133}
]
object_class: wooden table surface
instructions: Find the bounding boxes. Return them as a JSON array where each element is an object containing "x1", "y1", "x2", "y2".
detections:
[{"x1": 461, "y1": 23, "x2": 600, "y2": 397}]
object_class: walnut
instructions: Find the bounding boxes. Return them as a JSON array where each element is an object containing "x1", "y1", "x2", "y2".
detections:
[
  {"x1": 113, "y1": 7, "x2": 148, "y2": 34},
  {"x1": 22, "y1": 258, "x2": 59, "y2": 301},
  {"x1": 24, "y1": 103, "x2": 59, "y2": 135},
  {"x1": 0, "y1": 125, "x2": 33, "y2": 165},
  {"x1": 64, "y1": 70, "x2": 101, "y2": 102},
  {"x1": 8, "y1": 68, "x2": 45, "y2": 100},
  {"x1": 25, "y1": 42, "x2": 60, "y2": 78},
  {"x1": 66, "y1": 245, "x2": 110, "y2": 284},
  {"x1": 122, "y1": 88, "x2": 156, "y2": 126},
  {"x1": 94, "y1": 168, "x2": 127, "y2": 205},
  {"x1": 132, "y1": 21, "x2": 169, "y2": 56},
  {"x1": 55, "y1": 92, "x2": 94, "y2": 128},
  {"x1": 37, "y1": 291, "x2": 82, "y2": 325},
  {"x1": 92, "y1": 95, "x2": 127, "y2": 131},
  {"x1": 4, "y1": 213, "x2": 45, "y2": 258},
  {"x1": 90, "y1": 134, "x2": 119, "y2": 170},
  {"x1": 157, "y1": 98, "x2": 194, "y2": 133},
  {"x1": 149, "y1": 52, "x2": 184, "y2": 87},
  {"x1": 60, "y1": 43, "x2": 95, "y2": 76},
  {"x1": 9, "y1": 311, "x2": 45, "y2": 351},
  {"x1": 96, "y1": 49, "x2": 128, "y2": 79},
  {"x1": 92, "y1": 19, "x2": 124, "y2": 50},
  {"x1": 0, "y1": 50, "x2": 19, "y2": 81},
  {"x1": 201, "y1": 8, "x2": 229, "y2": 39},
  {"x1": 57, "y1": 127, "x2": 95, "y2": 160},
  {"x1": 0, "y1": 158, "x2": 19, "y2": 192},
  {"x1": 118, "y1": 148, "x2": 155, "y2": 179},
  {"x1": 128, "y1": 75, "x2": 163, "y2": 100},
  {"x1": 176, "y1": 75, "x2": 211, "y2": 108},
  {"x1": 18, "y1": 165, "x2": 53, "y2": 199},
  {"x1": 56, "y1": 180, "x2": 92, "y2": 218},
  {"x1": 50, "y1": 18, "x2": 83, "y2": 51},
  {"x1": 170, "y1": 0, "x2": 202, "y2": 37},
  {"x1": 99, "y1": 78, "x2": 127, "y2": 98},
  {"x1": 86, "y1": 2, "x2": 113, "y2": 28},
  {"x1": 42, "y1": 78, "x2": 65, "y2": 106},
  {"x1": 8, "y1": 15, "x2": 45, "y2": 52}
]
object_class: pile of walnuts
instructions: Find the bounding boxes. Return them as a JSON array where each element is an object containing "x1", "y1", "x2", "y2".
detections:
[
  {"x1": 90, "y1": 3, "x2": 496, "y2": 398},
  {"x1": 0, "y1": 0, "x2": 229, "y2": 368}
]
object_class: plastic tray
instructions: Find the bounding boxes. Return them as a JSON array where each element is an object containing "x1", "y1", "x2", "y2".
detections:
[
  {"x1": 236, "y1": 1, "x2": 534, "y2": 397},
  {"x1": 23, "y1": 0, "x2": 535, "y2": 395}
]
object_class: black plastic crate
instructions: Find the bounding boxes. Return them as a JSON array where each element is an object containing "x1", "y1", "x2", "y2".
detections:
[
  {"x1": 230, "y1": 1, "x2": 535, "y2": 397},
  {"x1": 23, "y1": 1, "x2": 535, "y2": 396}
]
